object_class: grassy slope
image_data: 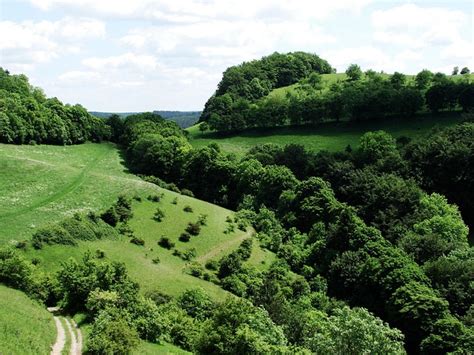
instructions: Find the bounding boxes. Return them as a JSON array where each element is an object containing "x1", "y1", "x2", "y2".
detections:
[
  {"x1": 0, "y1": 143, "x2": 272, "y2": 299},
  {"x1": 187, "y1": 114, "x2": 463, "y2": 156},
  {"x1": 0, "y1": 284, "x2": 55, "y2": 354},
  {"x1": 187, "y1": 72, "x2": 473, "y2": 156}
]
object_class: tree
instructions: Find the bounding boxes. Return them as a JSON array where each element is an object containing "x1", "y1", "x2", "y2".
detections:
[
  {"x1": 460, "y1": 67, "x2": 470, "y2": 74},
  {"x1": 345, "y1": 64, "x2": 363, "y2": 81},
  {"x1": 415, "y1": 69, "x2": 434, "y2": 89},
  {"x1": 452, "y1": 66, "x2": 459, "y2": 75},
  {"x1": 307, "y1": 307, "x2": 405, "y2": 354},
  {"x1": 390, "y1": 72, "x2": 406, "y2": 88}
]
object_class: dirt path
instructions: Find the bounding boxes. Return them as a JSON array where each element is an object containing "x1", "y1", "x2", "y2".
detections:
[
  {"x1": 197, "y1": 228, "x2": 253, "y2": 263},
  {"x1": 50, "y1": 315, "x2": 66, "y2": 355},
  {"x1": 48, "y1": 307, "x2": 83, "y2": 355}
]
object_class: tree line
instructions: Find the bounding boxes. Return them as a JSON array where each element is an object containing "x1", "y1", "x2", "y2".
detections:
[
  {"x1": 200, "y1": 59, "x2": 474, "y2": 132},
  {"x1": 0, "y1": 68, "x2": 110, "y2": 144}
]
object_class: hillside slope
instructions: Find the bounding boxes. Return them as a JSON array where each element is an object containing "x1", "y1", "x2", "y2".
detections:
[
  {"x1": 0, "y1": 284, "x2": 56, "y2": 354},
  {"x1": 0, "y1": 143, "x2": 273, "y2": 298}
]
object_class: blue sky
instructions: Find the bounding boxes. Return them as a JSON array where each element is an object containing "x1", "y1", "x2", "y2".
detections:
[{"x1": 1, "y1": 0, "x2": 472, "y2": 111}]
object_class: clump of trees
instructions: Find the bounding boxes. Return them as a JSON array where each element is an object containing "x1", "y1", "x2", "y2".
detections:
[
  {"x1": 0, "y1": 68, "x2": 110, "y2": 144},
  {"x1": 199, "y1": 62, "x2": 474, "y2": 132}
]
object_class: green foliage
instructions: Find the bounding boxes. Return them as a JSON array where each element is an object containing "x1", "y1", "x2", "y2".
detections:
[
  {"x1": 177, "y1": 288, "x2": 214, "y2": 320},
  {"x1": 158, "y1": 237, "x2": 175, "y2": 250},
  {"x1": 194, "y1": 298, "x2": 287, "y2": 354},
  {"x1": 345, "y1": 64, "x2": 363, "y2": 81},
  {"x1": 87, "y1": 308, "x2": 140, "y2": 354},
  {"x1": 0, "y1": 68, "x2": 110, "y2": 144},
  {"x1": 153, "y1": 207, "x2": 165, "y2": 222},
  {"x1": 185, "y1": 222, "x2": 201, "y2": 236}
]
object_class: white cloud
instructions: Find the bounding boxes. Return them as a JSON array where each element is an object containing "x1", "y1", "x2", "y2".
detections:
[
  {"x1": 58, "y1": 70, "x2": 101, "y2": 82},
  {"x1": 372, "y1": 4, "x2": 467, "y2": 49},
  {"x1": 30, "y1": 0, "x2": 373, "y2": 22},
  {"x1": 82, "y1": 53, "x2": 158, "y2": 71},
  {"x1": 0, "y1": 18, "x2": 105, "y2": 71}
]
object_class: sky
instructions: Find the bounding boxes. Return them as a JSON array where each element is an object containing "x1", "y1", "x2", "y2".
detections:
[{"x1": 0, "y1": 0, "x2": 473, "y2": 112}]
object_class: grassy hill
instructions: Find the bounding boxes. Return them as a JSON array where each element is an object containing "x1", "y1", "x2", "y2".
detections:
[
  {"x1": 187, "y1": 113, "x2": 464, "y2": 156},
  {"x1": 0, "y1": 284, "x2": 56, "y2": 354},
  {"x1": 0, "y1": 143, "x2": 273, "y2": 299}
]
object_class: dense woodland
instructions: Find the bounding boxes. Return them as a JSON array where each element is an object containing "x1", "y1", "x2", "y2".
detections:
[
  {"x1": 1, "y1": 55, "x2": 473, "y2": 354},
  {"x1": 0, "y1": 68, "x2": 110, "y2": 144},
  {"x1": 199, "y1": 55, "x2": 474, "y2": 132}
]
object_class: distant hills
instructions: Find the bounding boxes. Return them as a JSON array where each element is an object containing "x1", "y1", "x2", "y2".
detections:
[{"x1": 90, "y1": 110, "x2": 201, "y2": 128}]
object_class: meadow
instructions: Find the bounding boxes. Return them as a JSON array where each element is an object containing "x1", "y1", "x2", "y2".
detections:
[
  {"x1": 0, "y1": 142, "x2": 273, "y2": 298},
  {"x1": 187, "y1": 113, "x2": 464, "y2": 156},
  {"x1": 0, "y1": 284, "x2": 56, "y2": 354}
]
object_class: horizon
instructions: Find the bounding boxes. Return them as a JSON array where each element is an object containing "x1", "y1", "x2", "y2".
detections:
[{"x1": 1, "y1": 0, "x2": 473, "y2": 112}]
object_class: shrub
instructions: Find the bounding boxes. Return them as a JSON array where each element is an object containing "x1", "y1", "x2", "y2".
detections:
[
  {"x1": 32, "y1": 225, "x2": 76, "y2": 249},
  {"x1": 186, "y1": 222, "x2": 201, "y2": 236},
  {"x1": 101, "y1": 207, "x2": 119, "y2": 227},
  {"x1": 181, "y1": 248, "x2": 197, "y2": 261},
  {"x1": 130, "y1": 237, "x2": 145, "y2": 246},
  {"x1": 205, "y1": 260, "x2": 219, "y2": 271},
  {"x1": 172, "y1": 197, "x2": 178, "y2": 205},
  {"x1": 96, "y1": 249, "x2": 105, "y2": 259},
  {"x1": 198, "y1": 214, "x2": 208, "y2": 226},
  {"x1": 133, "y1": 195, "x2": 142, "y2": 202},
  {"x1": 118, "y1": 223, "x2": 134, "y2": 237},
  {"x1": 115, "y1": 195, "x2": 133, "y2": 222},
  {"x1": 237, "y1": 238, "x2": 253, "y2": 260},
  {"x1": 31, "y1": 257, "x2": 41, "y2": 265},
  {"x1": 145, "y1": 290, "x2": 172, "y2": 306},
  {"x1": 181, "y1": 189, "x2": 194, "y2": 197},
  {"x1": 147, "y1": 194, "x2": 161, "y2": 202},
  {"x1": 172, "y1": 249, "x2": 182, "y2": 257},
  {"x1": 152, "y1": 257, "x2": 160, "y2": 264},
  {"x1": 15, "y1": 241, "x2": 27, "y2": 250},
  {"x1": 158, "y1": 237, "x2": 175, "y2": 249},
  {"x1": 179, "y1": 233, "x2": 191, "y2": 242},
  {"x1": 153, "y1": 208, "x2": 165, "y2": 222},
  {"x1": 177, "y1": 288, "x2": 214, "y2": 319},
  {"x1": 183, "y1": 205, "x2": 193, "y2": 213},
  {"x1": 186, "y1": 262, "x2": 205, "y2": 278},
  {"x1": 87, "y1": 309, "x2": 139, "y2": 354}
]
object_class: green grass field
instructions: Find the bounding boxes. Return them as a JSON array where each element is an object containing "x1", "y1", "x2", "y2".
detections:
[
  {"x1": 0, "y1": 142, "x2": 273, "y2": 299},
  {"x1": 187, "y1": 114, "x2": 464, "y2": 156},
  {"x1": 0, "y1": 284, "x2": 56, "y2": 354}
]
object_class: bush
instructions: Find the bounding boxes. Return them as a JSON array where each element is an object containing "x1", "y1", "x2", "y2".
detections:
[
  {"x1": 179, "y1": 233, "x2": 191, "y2": 242},
  {"x1": 172, "y1": 197, "x2": 178, "y2": 205},
  {"x1": 152, "y1": 257, "x2": 160, "y2": 264},
  {"x1": 115, "y1": 195, "x2": 133, "y2": 222},
  {"x1": 186, "y1": 222, "x2": 201, "y2": 236},
  {"x1": 237, "y1": 238, "x2": 253, "y2": 260},
  {"x1": 158, "y1": 237, "x2": 175, "y2": 249},
  {"x1": 205, "y1": 260, "x2": 219, "y2": 271},
  {"x1": 96, "y1": 249, "x2": 105, "y2": 259},
  {"x1": 133, "y1": 195, "x2": 142, "y2": 202},
  {"x1": 101, "y1": 207, "x2": 119, "y2": 227},
  {"x1": 147, "y1": 194, "x2": 161, "y2": 202},
  {"x1": 183, "y1": 205, "x2": 193, "y2": 213},
  {"x1": 15, "y1": 241, "x2": 27, "y2": 250},
  {"x1": 181, "y1": 248, "x2": 197, "y2": 261},
  {"x1": 87, "y1": 309, "x2": 139, "y2": 354},
  {"x1": 32, "y1": 225, "x2": 76, "y2": 249},
  {"x1": 198, "y1": 214, "x2": 208, "y2": 226},
  {"x1": 118, "y1": 223, "x2": 134, "y2": 237},
  {"x1": 186, "y1": 263, "x2": 205, "y2": 278},
  {"x1": 153, "y1": 208, "x2": 165, "y2": 222},
  {"x1": 130, "y1": 236, "x2": 145, "y2": 246},
  {"x1": 181, "y1": 189, "x2": 194, "y2": 197}
]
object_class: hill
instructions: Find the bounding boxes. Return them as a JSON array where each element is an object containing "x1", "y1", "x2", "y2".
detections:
[
  {"x1": 89, "y1": 111, "x2": 200, "y2": 128},
  {"x1": 0, "y1": 284, "x2": 56, "y2": 354},
  {"x1": 0, "y1": 142, "x2": 273, "y2": 299},
  {"x1": 186, "y1": 113, "x2": 464, "y2": 156}
]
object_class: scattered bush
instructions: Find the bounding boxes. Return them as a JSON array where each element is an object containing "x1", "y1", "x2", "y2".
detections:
[
  {"x1": 133, "y1": 195, "x2": 142, "y2": 202},
  {"x1": 153, "y1": 208, "x2": 165, "y2": 222},
  {"x1": 179, "y1": 233, "x2": 191, "y2": 243},
  {"x1": 237, "y1": 238, "x2": 253, "y2": 260},
  {"x1": 147, "y1": 194, "x2": 161, "y2": 202},
  {"x1": 181, "y1": 248, "x2": 197, "y2": 261},
  {"x1": 32, "y1": 224, "x2": 76, "y2": 249},
  {"x1": 14, "y1": 241, "x2": 27, "y2": 250},
  {"x1": 172, "y1": 197, "x2": 178, "y2": 205},
  {"x1": 130, "y1": 237, "x2": 145, "y2": 246},
  {"x1": 152, "y1": 257, "x2": 160, "y2": 264},
  {"x1": 197, "y1": 214, "x2": 208, "y2": 226},
  {"x1": 118, "y1": 223, "x2": 134, "y2": 237},
  {"x1": 205, "y1": 260, "x2": 219, "y2": 271},
  {"x1": 186, "y1": 263, "x2": 205, "y2": 278},
  {"x1": 96, "y1": 249, "x2": 105, "y2": 259},
  {"x1": 186, "y1": 222, "x2": 201, "y2": 236},
  {"x1": 158, "y1": 237, "x2": 175, "y2": 249},
  {"x1": 181, "y1": 189, "x2": 194, "y2": 197},
  {"x1": 183, "y1": 205, "x2": 193, "y2": 213},
  {"x1": 101, "y1": 207, "x2": 119, "y2": 227}
]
